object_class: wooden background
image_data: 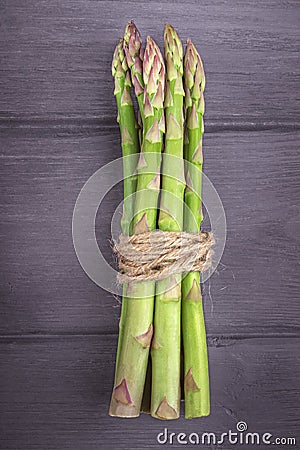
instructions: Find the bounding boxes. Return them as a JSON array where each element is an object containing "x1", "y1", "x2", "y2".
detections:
[{"x1": 1, "y1": 1, "x2": 299, "y2": 448}]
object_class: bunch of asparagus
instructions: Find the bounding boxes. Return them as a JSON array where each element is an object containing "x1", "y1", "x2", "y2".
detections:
[{"x1": 110, "y1": 22, "x2": 209, "y2": 420}]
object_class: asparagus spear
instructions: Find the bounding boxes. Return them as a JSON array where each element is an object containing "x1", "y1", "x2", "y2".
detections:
[
  {"x1": 151, "y1": 24, "x2": 185, "y2": 420},
  {"x1": 182, "y1": 39, "x2": 209, "y2": 418},
  {"x1": 109, "y1": 39, "x2": 140, "y2": 415},
  {"x1": 110, "y1": 36, "x2": 165, "y2": 417},
  {"x1": 111, "y1": 39, "x2": 139, "y2": 235}
]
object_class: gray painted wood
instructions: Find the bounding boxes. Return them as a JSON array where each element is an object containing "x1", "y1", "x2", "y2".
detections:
[
  {"x1": 0, "y1": 1, "x2": 299, "y2": 447},
  {"x1": 1, "y1": 130, "x2": 299, "y2": 335},
  {"x1": 0, "y1": 336, "x2": 299, "y2": 449},
  {"x1": 0, "y1": 0, "x2": 299, "y2": 127}
]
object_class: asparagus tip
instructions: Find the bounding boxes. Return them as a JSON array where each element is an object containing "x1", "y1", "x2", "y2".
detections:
[
  {"x1": 184, "y1": 38, "x2": 205, "y2": 91},
  {"x1": 123, "y1": 20, "x2": 143, "y2": 73},
  {"x1": 144, "y1": 36, "x2": 165, "y2": 90},
  {"x1": 112, "y1": 38, "x2": 127, "y2": 77}
]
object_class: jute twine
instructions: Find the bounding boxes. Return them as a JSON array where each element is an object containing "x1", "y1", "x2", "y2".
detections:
[{"x1": 114, "y1": 230, "x2": 214, "y2": 283}]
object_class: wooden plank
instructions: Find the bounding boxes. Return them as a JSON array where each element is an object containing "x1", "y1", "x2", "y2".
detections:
[
  {"x1": 0, "y1": 0, "x2": 299, "y2": 126},
  {"x1": 0, "y1": 130, "x2": 299, "y2": 335},
  {"x1": 0, "y1": 336, "x2": 299, "y2": 449}
]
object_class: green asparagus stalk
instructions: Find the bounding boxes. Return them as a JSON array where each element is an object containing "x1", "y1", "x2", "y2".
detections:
[
  {"x1": 182, "y1": 38, "x2": 209, "y2": 418},
  {"x1": 111, "y1": 39, "x2": 139, "y2": 235},
  {"x1": 110, "y1": 36, "x2": 165, "y2": 417},
  {"x1": 151, "y1": 24, "x2": 185, "y2": 420},
  {"x1": 109, "y1": 39, "x2": 140, "y2": 415}
]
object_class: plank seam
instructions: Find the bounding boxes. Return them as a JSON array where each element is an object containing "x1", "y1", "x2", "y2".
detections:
[
  {"x1": 0, "y1": 118, "x2": 299, "y2": 134},
  {"x1": 0, "y1": 333, "x2": 299, "y2": 339}
]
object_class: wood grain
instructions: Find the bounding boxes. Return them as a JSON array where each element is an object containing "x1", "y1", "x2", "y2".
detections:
[
  {"x1": 0, "y1": 336, "x2": 299, "y2": 449},
  {"x1": 0, "y1": 0, "x2": 299, "y2": 127},
  {"x1": 0, "y1": 130, "x2": 299, "y2": 335}
]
